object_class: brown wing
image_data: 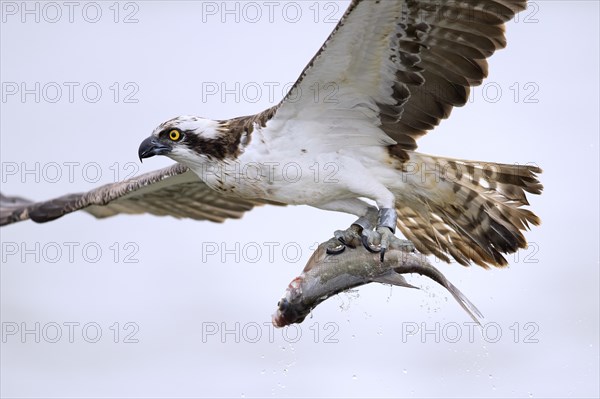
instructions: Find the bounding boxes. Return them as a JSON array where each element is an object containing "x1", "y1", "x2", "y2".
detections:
[
  {"x1": 260, "y1": 0, "x2": 527, "y2": 160},
  {"x1": 0, "y1": 164, "x2": 275, "y2": 226}
]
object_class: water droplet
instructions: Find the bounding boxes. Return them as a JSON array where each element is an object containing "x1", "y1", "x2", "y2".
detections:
[
  {"x1": 241, "y1": 394, "x2": 245, "y2": 398},
  {"x1": 488, "y1": 374, "x2": 493, "y2": 379},
  {"x1": 528, "y1": 393, "x2": 533, "y2": 398},
  {"x1": 260, "y1": 369, "x2": 266, "y2": 375},
  {"x1": 402, "y1": 369, "x2": 408, "y2": 375},
  {"x1": 352, "y1": 374, "x2": 358, "y2": 380}
]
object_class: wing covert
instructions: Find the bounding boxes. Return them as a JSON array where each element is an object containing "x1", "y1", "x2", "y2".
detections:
[
  {"x1": 1, "y1": 164, "x2": 272, "y2": 225},
  {"x1": 259, "y1": 0, "x2": 527, "y2": 160}
]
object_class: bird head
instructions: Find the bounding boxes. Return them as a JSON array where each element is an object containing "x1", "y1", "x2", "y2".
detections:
[{"x1": 138, "y1": 116, "x2": 227, "y2": 166}]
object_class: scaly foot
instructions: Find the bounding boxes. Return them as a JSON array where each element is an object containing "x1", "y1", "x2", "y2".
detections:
[
  {"x1": 333, "y1": 224, "x2": 361, "y2": 248},
  {"x1": 326, "y1": 224, "x2": 361, "y2": 254},
  {"x1": 326, "y1": 207, "x2": 378, "y2": 255},
  {"x1": 324, "y1": 236, "x2": 346, "y2": 255},
  {"x1": 327, "y1": 207, "x2": 401, "y2": 261},
  {"x1": 376, "y1": 226, "x2": 395, "y2": 262},
  {"x1": 360, "y1": 208, "x2": 398, "y2": 261}
]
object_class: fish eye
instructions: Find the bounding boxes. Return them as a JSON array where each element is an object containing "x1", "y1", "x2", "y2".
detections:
[{"x1": 168, "y1": 129, "x2": 182, "y2": 141}]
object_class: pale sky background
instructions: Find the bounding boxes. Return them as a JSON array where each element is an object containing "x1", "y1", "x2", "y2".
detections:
[{"x1": 1, "y1": 1, "x2": 599, "y2": 398}]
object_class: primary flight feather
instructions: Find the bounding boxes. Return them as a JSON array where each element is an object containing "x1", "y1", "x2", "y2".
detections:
[{"x1": 1, "y1": 0, "x2": 542, "y2": 268}]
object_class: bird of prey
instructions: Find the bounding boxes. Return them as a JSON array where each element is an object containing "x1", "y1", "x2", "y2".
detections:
[{"x1": 1, "y1": 0, "x2": 542, "y2": 267}]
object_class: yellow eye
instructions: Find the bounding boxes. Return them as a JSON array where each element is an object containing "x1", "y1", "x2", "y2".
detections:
[{"x1": 168, "y1": 129, "x2": 181, "y2": 141}]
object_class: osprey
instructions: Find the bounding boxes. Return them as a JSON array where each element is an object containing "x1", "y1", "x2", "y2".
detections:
[{"x1": 0, "y1": 0, "x2": 542, "y2": 267}]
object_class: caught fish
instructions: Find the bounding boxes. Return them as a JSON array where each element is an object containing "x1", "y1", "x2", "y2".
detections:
[{"x1": 272, "y1": 235, "x2": 483, "y2": 327}]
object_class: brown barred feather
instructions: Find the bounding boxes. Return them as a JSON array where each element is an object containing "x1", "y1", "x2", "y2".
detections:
[{"x1": 394, "y1": 153, "x2": 542, "y2": 268}]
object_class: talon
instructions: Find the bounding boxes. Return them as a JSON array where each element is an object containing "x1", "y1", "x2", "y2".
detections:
[
  {"x1": 375, "y1": 208, "x2": 397, "y2": 262},
  {"x1": 326, "y1": 243, "x2": 346, "y2": 255},
  {"x1": 325, "y1": 236, "x2": 347, "y2": 255},
  {"x1": 361, "y1": 232, "x2": 381, "y2": 253},
  {"x1": 333, "y1": 230, "x2": 347, "y2": 246},
  {"x1": 376, "y1": 226, "x2": 394, "y2": 262},
  {"x1": 333, "y1": 227, "x2": 360, "y2": 248}
]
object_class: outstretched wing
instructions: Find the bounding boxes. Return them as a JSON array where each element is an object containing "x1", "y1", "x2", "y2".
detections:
[
  {"x1": 259, "y1": 0, "x2": 526, "y2": 160},
  {"x1": 0, "y1": 164, "x2": 274, "y2": 226}
]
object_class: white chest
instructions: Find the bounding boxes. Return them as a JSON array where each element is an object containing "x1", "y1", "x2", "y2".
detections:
[
  {"x1": 186, "y1": 123, "x2": 401, "y2": 206},
  {"x1": 192, "y1": 150, "x2": 349, "y2": 205}
]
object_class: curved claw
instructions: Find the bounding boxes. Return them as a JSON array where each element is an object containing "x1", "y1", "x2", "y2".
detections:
[
  {"x1": 334, "y1": 228, "x2": 360, "y2": 248},
  {"x1": 326, "y1": 244, "x2": 346, "y2": 255},
  {"x1": 377, "y1": 226, "x2": 394, "y2": 263},
  {"x1": 336, "y1": 236, "x2": 348, "y2": 246},
  {"x1": 361, "y1": 233, "x2": 381, "y2": 253}
]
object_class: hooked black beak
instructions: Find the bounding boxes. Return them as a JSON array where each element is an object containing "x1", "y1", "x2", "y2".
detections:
[{"x1": 138, "y1": 137, "x2": 172, "y2": 162}]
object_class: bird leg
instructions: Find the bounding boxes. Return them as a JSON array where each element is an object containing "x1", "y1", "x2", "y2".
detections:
[
  {"x1": 326, "y1": 207, "x2": 378, "y2": 255},
  {"x1": 377, "y1": 208, "x2": 398, "y2": 261},
  {"x1": 327, "y1": 208, "x2": 409, "y2": 261}
]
